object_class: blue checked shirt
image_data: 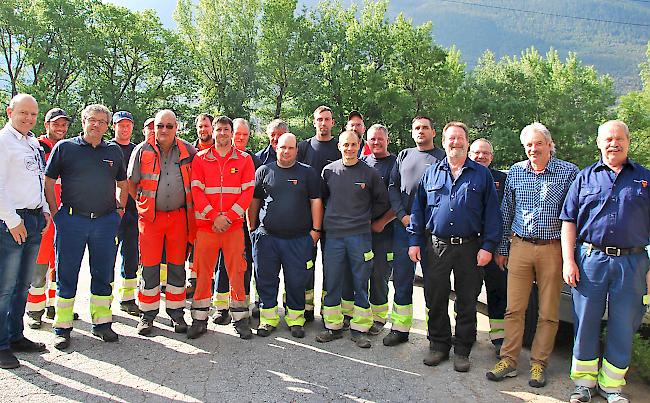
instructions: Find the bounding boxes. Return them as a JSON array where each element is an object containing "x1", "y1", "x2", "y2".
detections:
[{"x1": 498, "y1": 157, "x2": 579, "y2": 256}]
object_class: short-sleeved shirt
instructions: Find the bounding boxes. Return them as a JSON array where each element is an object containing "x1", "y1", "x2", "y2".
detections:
[
  {"x1": 128, "y1": 139, "x2": 197, "y2": 212},
  {"x1": 297, "y1": 136, "x2": 341, "y2": 178},
  {"x1": 322, "y1": 160, "x2": 390, "y2": 238},
  {"x1": 110, "y1": 140, "x2": 136, "y2": 212},
  {"x1": 45, "y1": 134, "x2": 126, "y2": 214},
  {"x1": 560, "y1": 159, "x2": 650, "y2": 248},
  {"x1": 360, "y1": 153, "x2": 397, "y2": 238},
  {"x1": 253, "y1": 162, "x2": 320, "y2": 238}
]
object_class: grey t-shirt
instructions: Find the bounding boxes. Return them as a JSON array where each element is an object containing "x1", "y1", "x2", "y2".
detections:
[
  {"x1": 128, "y1": 139, "x2": 197, "y2": 212},
  {"x1": 322, "y1": 160, "x2": 390, "y2": 238}
]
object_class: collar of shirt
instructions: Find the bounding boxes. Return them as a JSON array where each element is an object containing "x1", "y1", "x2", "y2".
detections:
[
  {"x1": 525, "y1": 156, "x2": 561, "y2": 174},
  {"x1": 3, "y1": 123, "x2": 35, "y2": 141},
  {"x1": 594, "y1": 157, "x2": 636, "y2": 172},
  {"x1": 74, "y1": 134, "x2": 108, "y2": 148},
  {"x1": 439, "y1": 156, "x2": 477, "y2": 174}
]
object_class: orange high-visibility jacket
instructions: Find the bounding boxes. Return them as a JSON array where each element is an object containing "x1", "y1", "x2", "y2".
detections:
[
  {"x1": 191, "y1": 146, "x2": 255, "y2": 232},
  {"x1": 135, "y1": 136, "x2": 197, "y2": 242}
]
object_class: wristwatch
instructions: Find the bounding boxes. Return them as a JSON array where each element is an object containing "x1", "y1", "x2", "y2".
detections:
[{"x1": 312, "y1": 228, "x2": 322, "y2": 233}]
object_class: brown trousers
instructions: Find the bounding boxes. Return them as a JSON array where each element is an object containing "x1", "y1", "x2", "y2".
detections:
[{"x1": 500, "y1": 236, "x2": 564, "y2": 368}]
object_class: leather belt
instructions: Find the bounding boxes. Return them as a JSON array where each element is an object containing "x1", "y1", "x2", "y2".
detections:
[
  {"x1": 513, "y1": 234, "x2": 559, "y2": 245},
  {"x1": 63, "y1": 205, "x2": 114, "y2": 219},
  {"x1": 433, "y1": 235, "x2": 477, "y2": 245},
  {"x1": 583, "y1": 242, "x2": 647, "y2": 257},
  {"x1": 16, "y1": 208, "x2": 43, "y2": 215}
]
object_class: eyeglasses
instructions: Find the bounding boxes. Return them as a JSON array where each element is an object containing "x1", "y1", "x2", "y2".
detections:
[
  {"x1": 86, "y1": 118, "x2": 108, "y2": 125},
  {"x1": 156, "y1": 124, "x2": 175, "y2": 130}
]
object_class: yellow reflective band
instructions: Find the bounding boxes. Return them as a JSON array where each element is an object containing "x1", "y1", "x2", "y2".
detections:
[
  {"x1": 386, "y1": 252, "x2": 394, "y2": 262},
  {"x1": 115, "y1": 237, "x2": 119, "y2": 246},
  {"x1": 644, "y1": 294, "x2": 649, "y2": 305},
  {"x1": 306, "y1": 260, "x2": 314, "y2": 270},
  {"x1": 364, "y1": 251, "x2": 374, "y2": 261}
]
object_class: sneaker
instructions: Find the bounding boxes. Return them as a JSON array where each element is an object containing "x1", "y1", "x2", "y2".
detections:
[
  {"x1": 0, "y1": 349, "x2": 20, "y2": 369},
  {"x1": 315, "y1": 329, "x2": 343, "y2": 343},
  {"x1": 454, "y1": 355, "x2": 470, "y2": 372},
  {"x1": 45, "y1": 306, "x2": 55, "y2": 320},
  {"x1": 137, "y1": 317, "x2": 154, "y2": 336},
  {"x1": 350, "y1": 330, "x2": 371, "y2": 348},
  {"x1": 486, "y1": 359, "x2": 518, "y2": 381},
  {"x1": 53, "y1": 333, "x2": 71, "y2": 350},
  {"x1": 172, "y1": 316, "x2": 188, "y2": 334},
  {"x1": 290, "y1": 325, "x2": 305, "y2": 338},
  {"x1": 257, "y1": 323, "x2": 276, "y2": 337},
  {"x1": 342, "y1": 316, "x2": 351, "y2": 331},
  {"x1": 304, "y1": 310, "x2": 315, "y2": 323},
  {"x1": 91, "y1": 327, "x2": 118, "y2": 342},
  {"x1": 234, "y1": 319, "x2": 253, "y2": 340},
  {"x1": 570, "y1": 386, "x2": 595, "y2": 403},
  {"x1": 211, "y1": 310, "x2": 231, "y2": 325},
  {"x1": 10, "y1": 337, "x2": 46, "y2": 352},
  {"x1": 528, "y1": 363, "x2": 547, "y2": 388},
  {"x1": 368, "y1": 321, "x2": 384, "y2": 336},
  {"x1": 27, "y1": 311, "x2": 43, "y2": 329},
  {"x1": 423, "y1": 350, "x2": 449, "y2": 366},
  {"x1": 119, "y1": 301, "x2": 140, "y2": 316},
  {"x1": 383, "y1": 330, "x2": 409, "y2": 346},
  {"x1": 187, "y1": 320, "x2": 208, "y2": 339},
  {"x1": 597, "y1": 387, "x2": 629, "y2": 403}
]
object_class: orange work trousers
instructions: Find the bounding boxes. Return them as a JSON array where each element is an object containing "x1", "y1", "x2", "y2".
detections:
[{"x1": 138, "y1": 209, "x2": 188, "y2": 267}]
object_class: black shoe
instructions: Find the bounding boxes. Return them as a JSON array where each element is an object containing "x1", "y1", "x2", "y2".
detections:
[
  {"x1": 211, "y1": 310, "x2": 231, "y2": 325},
  {"x1": 342, "y1": 316, "x2": 351, "y2": 331},
  {"x1": 73, "y1": 312, "x2": 79, "y2": 320},
  {"x1": 304, "y1": 310, "x2": 315, "y2": 323},
  {"x1": 137, "y1": 317, "x2": 154, "y2": 336},
  {"x1": 45, "y1": 306, "x2": 55, "y2": 320},
  {"x1": 257, "y1": 323, "x2": 275, "y2": 337},
  {"x1": 10, "y1": 337, "x2": 46, "y2": 352},
  {"x1": 27, "y1": 311, "x2": 43, "y2": 329},
  {"x1": 0, "y1": 349, "x2": 20, "y2": 369},
  {"x1": 290, "y1": 325, "x2": 305, "y2": 338},
  {"x1": 53, "y1": 333, "x2": 71, "y2": 350},
  {"x1": 368, "y1": 321, "x2": 384, "y2": 336},
  {"x1": 119, "y1": 301, "x2": 140, "y2": 316},
  {"x1": 350, "y1": 330, "x2": 371, "y2": 348},
  {"x1": 423, "y1": 350, "x2": 449, "y2": 367},
  {"x1": 383, "y1": 330, "x2": 409, "y2": 346},
  {"x1": 172, "y1": 316, "x2": 188, "y2": 334},
  {"x1": 234, "y1": 319, "x2": 253, "y2": 340},
  {"x1": 316, "y1": 329, "x2": 343, "y2": 343},
  {"x1": 251, "y1": 302, "x2": 260, "y2": 319},
  {"x1": 187, "y1": 321, "x2": 208, "y2": 339},
  {"x1": 92, "y1": 327, "x2": 118, "y2": 342},
  {"x1": 454, "y1": 355, "x2": 471, "y2": 372}
]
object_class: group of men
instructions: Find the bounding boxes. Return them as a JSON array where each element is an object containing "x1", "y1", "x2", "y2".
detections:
[{"x1": 1, "y1": 93, "x2": 648, "y2": 403}]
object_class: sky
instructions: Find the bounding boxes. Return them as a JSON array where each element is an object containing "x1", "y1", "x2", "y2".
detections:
[{"x1": 103, "y1": 0, "x2": 177, "y2": 27}]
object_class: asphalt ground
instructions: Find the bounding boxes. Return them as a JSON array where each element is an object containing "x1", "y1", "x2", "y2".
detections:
[{"x1": 2, "y1": 250, "x2": 649, "y2": 402}]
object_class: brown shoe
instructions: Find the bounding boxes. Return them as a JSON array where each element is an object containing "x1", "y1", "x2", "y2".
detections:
[{"x1": 423, "y1": 350, "x2": 449, "y2": 366}]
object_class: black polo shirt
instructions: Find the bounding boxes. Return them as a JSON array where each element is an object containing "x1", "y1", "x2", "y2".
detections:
[
  {"x1": 46, "y1": 134, "x2": 126, "y2": 215},
  {"x1": 110, "y1": 140, "x2": 136, "y2": 212}
]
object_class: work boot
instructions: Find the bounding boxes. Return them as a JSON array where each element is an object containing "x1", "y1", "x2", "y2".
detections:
[
  {"x1": 185, "y1": 278, "x2": 196, "y2": 299},
  {"x1": 528, "y1": 363, "x2": 547, "y2": 388},
  {"x1": 453, "y1": 355, "x2": 471, "y2": 372},
  {"x1": 234, "y1": 319, "x2": 253, "y2": 340},
  {"x1": 350, "y1": 330, "x2": 371, "y2": 348},
  {"x1": 137, "y1": 316, "x2": 154, "y2": 336},
  {"x1": 290, "y1": 325, "x2": 305, "y2": 338},
  {"x1": 0, "y1": 349, "x2": 20, "y2": 369},
  {"x1": 27, "y1": 311, "x2": 43, "y2": 329},
  {"x1": 423, "y1": 350, "x2": 449, "y2": 367},
  {"x1": 171, "y1": 316, "x2": 188, "y2": 334},
  {"x1": 45, "y1": 306, "x2": 55, "y2": 319},
  {"x1": 92, "y1": 327, "x2": 118, "y2": 342},
  {"x1": 10, "y1": 337, "x2": 46, "y2": 352},
  {"x1": 119, "y1": 301, "x2": 140, "y2": 316},
  {"x1": 304, "y1": 310, "x2": 315, "y2": 323},
  {"x1": 486, "y1": 359, "x2": 518, "y2": 381},
  {"x1": 315, "y1": 329, "x2": 343, "y2": 343},
  {"x1": 53, "y1": 333, "x2": 71, "y2": 350},
  {"x1": 211, "y1": 309, "x2": 231, "y2": 325},
  {"x1": 256, "y1": 323, "x2": 275, "y2": 337},
  {"x1": 342, "y1": 316, "x2": 351, "y2": 331},
  {"x1": 187, "y1": 320, "x2": 208, "y2": 339},
  {"x1": 368, "y1": 321, "x2": 384, "y2": 335},
  {"x1": 570, "y1": 385, "x2": 595, "y2": 403},
  {"x1": 383, "y1": 330, "x2": 409, "y2": 346}
]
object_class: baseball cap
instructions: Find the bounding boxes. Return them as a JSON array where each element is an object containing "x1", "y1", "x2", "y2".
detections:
[
  {"x1": 113, "y1": 111, "x2": 134, "y2": 124},
  {"x1": 143, "y1": 117, "x2": 155, "y2": 128},
  {"x1": 44, "y1": 108, "x2": 70, "y2": 122},
  {"x1": 348, "y1": 110, "x2": 363, "y2": 121}
]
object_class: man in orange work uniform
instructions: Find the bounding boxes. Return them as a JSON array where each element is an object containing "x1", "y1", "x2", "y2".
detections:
[
  {"x1": 189, "y1": 115, "x2": 255, "y2": 340},
  {"x1": 127, "y1": 109, "x2": 197, "y2": 336}
]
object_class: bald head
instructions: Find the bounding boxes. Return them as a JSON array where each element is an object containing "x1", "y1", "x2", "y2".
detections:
[
  {"x1": 7, "y1": 93, "x2": 39, "y2": 135},
  {"x1": 277, "y1": 132, "x2": 297, "y2": 148},
  {"x1": 276, "y1": 132, "x2": 298, "y2": 168},
  {"x1": 469, "y1": 138, "x2": 494, "y2": 168},
  {"x1": 338, "y1": 130, "x2": 360, "y2": 165}
]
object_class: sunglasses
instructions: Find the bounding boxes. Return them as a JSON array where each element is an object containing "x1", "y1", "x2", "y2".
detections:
[{"x1": 156, "y1": 124, "x2": 175, "y2": 130}]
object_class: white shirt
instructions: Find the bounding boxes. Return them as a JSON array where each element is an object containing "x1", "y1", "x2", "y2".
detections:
[{"x1": 0, "y1": 123, "x2": 49, "y2": 229}]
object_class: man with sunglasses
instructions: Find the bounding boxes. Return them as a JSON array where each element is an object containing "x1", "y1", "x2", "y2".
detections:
[{"x1": 127, "y1": 109, "x2": 197, "y2": 336}]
